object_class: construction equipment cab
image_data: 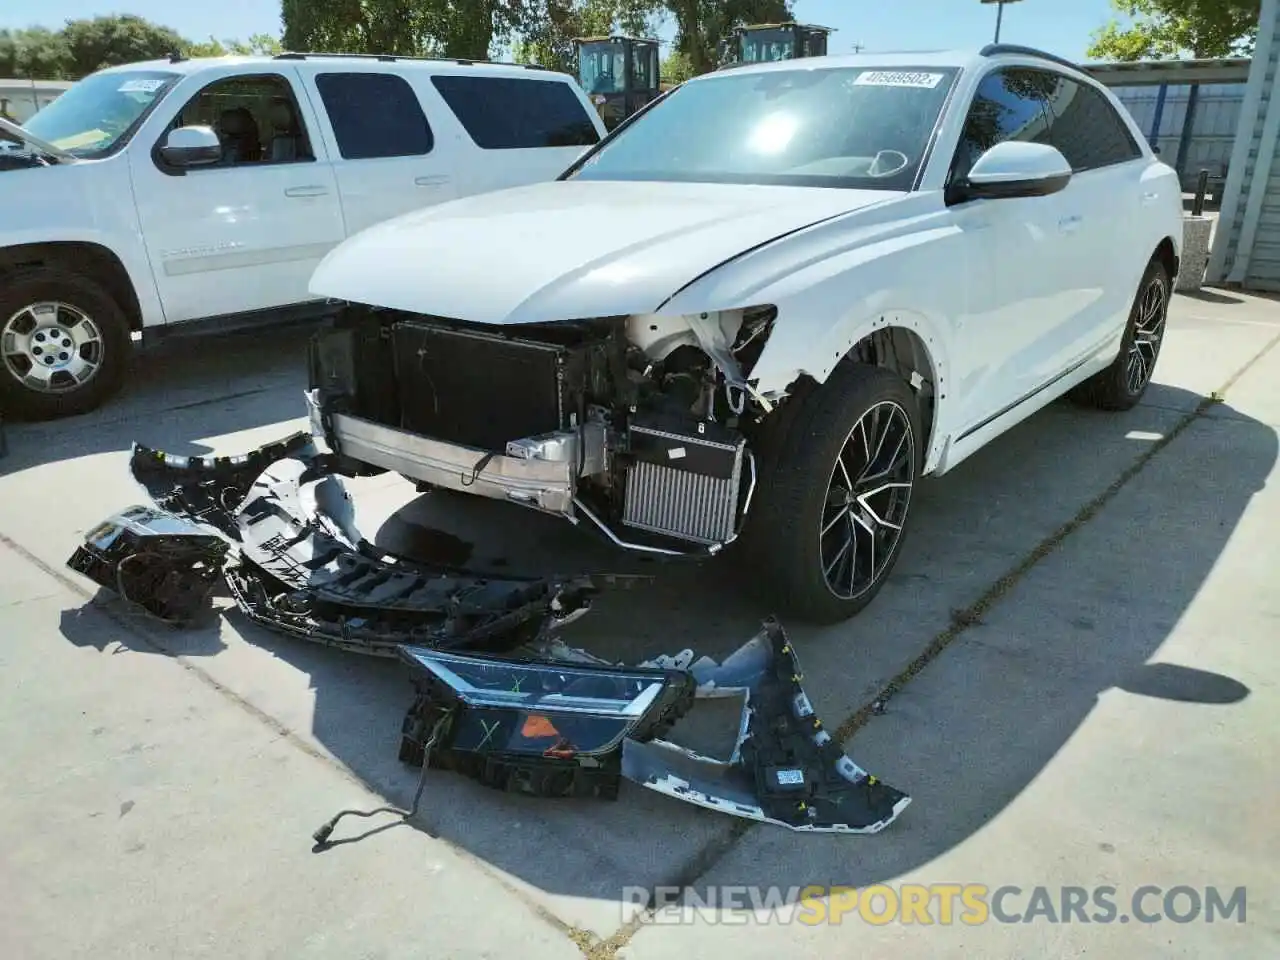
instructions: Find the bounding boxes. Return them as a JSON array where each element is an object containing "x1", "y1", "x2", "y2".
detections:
[
  {"x1": 574, "y1": 36, "x2": 662, "y2": 130},
  {"x1": 0, "y1": 53, "x2": 605, "y2": 420},
  {"x1": 733, "y1": 22, "x2": 834, "y2": 63}
]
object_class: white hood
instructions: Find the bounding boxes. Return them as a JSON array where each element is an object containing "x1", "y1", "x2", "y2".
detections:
[{"x1": 309, "y1": 179, "x2": 901, "y2": 325}]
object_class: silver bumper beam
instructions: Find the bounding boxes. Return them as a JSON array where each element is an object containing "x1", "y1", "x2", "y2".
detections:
[{"x1": 313, "y1": 396, "x2": 581, "y2": 516}]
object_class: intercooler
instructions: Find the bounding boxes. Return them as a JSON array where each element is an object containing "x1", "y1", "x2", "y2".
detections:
[{"x1": 621, "y1": 415, "x2": 747, "y2": 545}]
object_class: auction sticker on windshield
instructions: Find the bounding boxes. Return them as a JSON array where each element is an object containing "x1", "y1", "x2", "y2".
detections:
[
  {"x1": 854, "y1": 71, "x2": 945, "y2": 89},
  {"x1": 118, "y1": 78, "x2": 166, "y2": 94}
]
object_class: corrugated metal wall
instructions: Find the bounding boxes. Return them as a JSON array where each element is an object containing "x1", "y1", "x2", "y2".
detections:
[
  {"x1": 1111, "y1": 82, "x2": 1245, "y2": 183},
  {"x1": 1206, "y1": 0, "x2": 1280, "y2": 289}
]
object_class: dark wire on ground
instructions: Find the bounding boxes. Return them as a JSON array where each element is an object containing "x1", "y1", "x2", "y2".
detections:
[{"x1": 311, "y1": 711, "x2": 451, "y2": 847}]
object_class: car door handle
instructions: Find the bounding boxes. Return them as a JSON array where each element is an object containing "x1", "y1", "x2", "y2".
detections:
[
  {"x1": 415, "y1": 175, "x2": 450, "y2": 187},
  {"x1": 1142, "y1": 191, "x2": 1160, "y2": 205},
  {"x1": 284, "y1": 185, "x2": 330, "y2": 198},
  {"x1": 1058, "y1": 214, "x2": 1083, "y2": 233}
]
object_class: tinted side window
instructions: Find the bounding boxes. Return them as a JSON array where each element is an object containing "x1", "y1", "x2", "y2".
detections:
[
  {"x1": 170, "y1": 73, "x2": 314, "y2": 166},
  {"x1": 1041, "y1": 75, "x2": 1142, "y2": 171},
  {"x1": 952, "y1": 67, "x2": 1055, "y2": 181},
  {"x1": 314, "y1": 72, "x2": 433, "y2": 159},
  {"x1": 430, "y1": 75, "x2": 600, "y2": 149}
]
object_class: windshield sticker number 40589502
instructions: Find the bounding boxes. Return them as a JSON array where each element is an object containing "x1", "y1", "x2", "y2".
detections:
[{"x1": 854, "y1": 71, "x2": 945, "y2": 89}]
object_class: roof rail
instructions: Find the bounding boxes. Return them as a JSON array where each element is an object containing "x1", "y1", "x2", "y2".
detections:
[
  {"x1": 271, "y1": 51, "x2": 547, "y2": 70},
  {"x1": 980, "y1": 43, "x2": 1080, "y2": 73}
]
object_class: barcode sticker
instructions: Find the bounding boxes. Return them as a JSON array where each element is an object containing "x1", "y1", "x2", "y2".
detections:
[{"x1": 854, "y1": 71, "x2": 945, "y2": 89}]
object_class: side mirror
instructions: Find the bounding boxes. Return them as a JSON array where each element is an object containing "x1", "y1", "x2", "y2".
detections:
[
  {"x1": 951, "y1": 141, "x2": 1072, "y2": 203},
  {"x1": 160, "y1": 125, "x2": 222, "y2": 167}
]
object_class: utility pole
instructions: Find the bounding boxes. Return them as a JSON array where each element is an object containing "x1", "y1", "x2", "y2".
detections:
[
  {"x1": 850, "y1": 42, "x2": 865, "y2": 53},
  {"x1": 980, "y1": 0, "x2": 1024, "y2": 44}
]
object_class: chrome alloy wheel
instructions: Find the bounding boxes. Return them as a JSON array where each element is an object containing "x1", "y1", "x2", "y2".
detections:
[
  {"x1": 1125, "y1": 276, "x2": 1167, "y2": 395},
  {"x1": 1, "y1": 301, "x2": 105, "y2": 395},
  {"x1": 819, "y1": 400, "x2": 917, "y2": 600}
]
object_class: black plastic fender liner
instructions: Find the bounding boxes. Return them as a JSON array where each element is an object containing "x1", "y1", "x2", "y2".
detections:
[{"x1": 620, "y1": 619, "x2": 911, "y2": 833}]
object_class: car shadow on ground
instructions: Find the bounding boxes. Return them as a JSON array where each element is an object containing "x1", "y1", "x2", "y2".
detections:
[
  {"x1": 0, "y1": 323, "x2": 318, "y2": 475},
  {"x1": 52, "y1": 379, "x2": 1268, "y2": 915}
]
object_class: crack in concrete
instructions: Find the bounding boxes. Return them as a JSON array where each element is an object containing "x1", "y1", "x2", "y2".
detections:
[{"x1": 577, "y1": 329, "x2": 1280, "y2": 960}]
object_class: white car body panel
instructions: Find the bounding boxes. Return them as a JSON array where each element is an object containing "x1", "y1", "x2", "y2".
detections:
[
  {"x1": 0, "y1": 55, "x2": 606, "y2": 329},
  {"x1": 307, "y1": 180, "x2": 903, "y2": 325},
  {"x1": 306, "y1": 48, "x2": 1184, "y2": 477}
]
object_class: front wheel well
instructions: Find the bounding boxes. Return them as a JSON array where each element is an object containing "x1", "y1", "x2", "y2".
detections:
[
  {"x1": 0, "y1": 242, "x2": 142, "y2": 331},
  {"x1": 843, "y1": 326, "x2": 939, "y2": 457},
  {"x1": 1154, "y1": 236, "x2": 1179, "y2": 280}
]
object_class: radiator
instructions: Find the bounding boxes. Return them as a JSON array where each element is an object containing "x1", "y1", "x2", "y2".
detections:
[
  {"x1": 391, "y1": 320, "x2": 568, "y2": 451},
  {"x1": 621, "y1": 416, "x2": 746, "y2": 545}
]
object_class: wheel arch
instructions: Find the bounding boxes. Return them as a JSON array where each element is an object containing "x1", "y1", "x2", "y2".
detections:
[
  {"x1": 1153, "y1": 235, "x2": 1179, "y2": 281},
  {"x1": 753, "y1": 309, "x2": 952, "y2": 473},
  {"x1": 0, "y1": 241, "x2": 144, "y2": 332}
]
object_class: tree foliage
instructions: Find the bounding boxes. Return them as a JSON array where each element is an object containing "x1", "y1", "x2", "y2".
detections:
[
  {"x1": 1087, "y1": 0, "x2": 1261, "y2": 60},
  {"x1": 513, "y1": 1, "x2": 661, "y2": 73},
  {"x1": 0, "y1": 27, "x2": 70, "y2": 79},
  {"x1": 59, "y1": 14, "x2": 186, "y2": 76},
  {"x1": 0, "y1": 15, "x2": 283, "y2": 79},
  {"x1": 280, "y1": 0, "x2": 559, "y2": 60},
  {"x1": 184, "y1": 34, "x2": 284, "y2": 58},
  {"x1": 665, "y1": 0, "x2": 792, "y2": 74}
]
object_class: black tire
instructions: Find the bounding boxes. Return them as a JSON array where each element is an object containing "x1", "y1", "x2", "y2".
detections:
[
  {"x1": 743, "y1": 363, "x2": 923, "y2": 624},
  {"x1": 1069, "y1": 258, "x2": 1170, "y2": 412},
  {"x1": 0, "y1": 267, "x2": 131, "y2": 421}
]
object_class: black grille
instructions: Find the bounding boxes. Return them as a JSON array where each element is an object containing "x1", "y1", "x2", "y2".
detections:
[{"x1": 392, "y1": 321, "x2": 566, "y2": 450}]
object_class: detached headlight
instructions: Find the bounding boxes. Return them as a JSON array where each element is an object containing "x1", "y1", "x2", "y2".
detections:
[{"x1": 397, "y1": 647, "x2": 696, "y2": 785}]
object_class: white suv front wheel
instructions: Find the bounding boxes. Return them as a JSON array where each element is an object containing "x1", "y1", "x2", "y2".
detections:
[{"x1": 0, "y1": 267, "x2": 130, "y2": 420}]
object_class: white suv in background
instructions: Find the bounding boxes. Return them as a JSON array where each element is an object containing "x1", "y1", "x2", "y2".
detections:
[{"x1": 0, "y1": 53, "x2": 605, "y2": 420}]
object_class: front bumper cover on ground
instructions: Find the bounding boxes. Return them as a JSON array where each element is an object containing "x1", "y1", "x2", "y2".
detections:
[{"x1": 66, "y1": 434, "x2": 910, "y2": 835}]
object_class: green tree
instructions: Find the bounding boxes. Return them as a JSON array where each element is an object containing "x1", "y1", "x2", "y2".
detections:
[
  {"x1": 660, "y1": 48, "x2": 694, "y2": 83},
  {"x1": 0, "y1": 27, "x2": 72, "y2": 78},
  {"x1": 1087, "y1": 0, "x2": 1261, "y2": 60},
  {"x1": 60, "y1": 14, "x2": 187, "y2": 77},
  {"x1": 282, "y1": 0, "x2": 551, "y2": 60},
  {"x1": 665, "y1": 0, "x2": 792, "y2": 76},
  {"x1": 515, "y1": 0, "x2": 661, "y2": 73},
  {"x1": 183, "y1": 33, "x2": 284, "y2": 58}
]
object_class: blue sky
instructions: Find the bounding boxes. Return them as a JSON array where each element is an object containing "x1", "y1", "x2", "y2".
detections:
[{"x1": 4, "y1": 0, "x2": 1128, "y2": 63}]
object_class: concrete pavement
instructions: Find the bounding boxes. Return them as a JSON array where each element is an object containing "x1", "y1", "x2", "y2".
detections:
[{"x1": 0, "y1": 290, "x2": 1276, "y2": 958}]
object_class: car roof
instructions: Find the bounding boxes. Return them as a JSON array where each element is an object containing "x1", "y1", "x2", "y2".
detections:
[
  {"x1": 93, "y1": 54, "x2": 572, "y2": 82},
  {"x1": 695, "y1": 45, "x2": 1086, "y2": 83}
]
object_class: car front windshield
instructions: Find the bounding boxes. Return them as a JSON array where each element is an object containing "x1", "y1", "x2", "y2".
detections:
[
  {"x1": 568, "y1": 65, "x2": 961, "y2": 191},
  {"x1": 22, "y1": 69, "x2": 178, "y2": 157}
]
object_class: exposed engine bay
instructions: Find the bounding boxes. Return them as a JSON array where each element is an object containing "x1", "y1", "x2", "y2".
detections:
[
  {"x1": 305, "y1": 303, "x2": 790, "y2": 555},
  {"x1": 66, "y1": 433, "x2": 910, "y2": 836}
]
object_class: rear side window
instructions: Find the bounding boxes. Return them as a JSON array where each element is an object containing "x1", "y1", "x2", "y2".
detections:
[
  {"x1": 430, "y1": 75, "x2": 600, "y2": 149},
  {"x1": 1040, "y1": 74, "x2": 1142, "y2": 171},
  {"x1": 314, "y1": 72, "x2": 433, "y2": 159}
]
